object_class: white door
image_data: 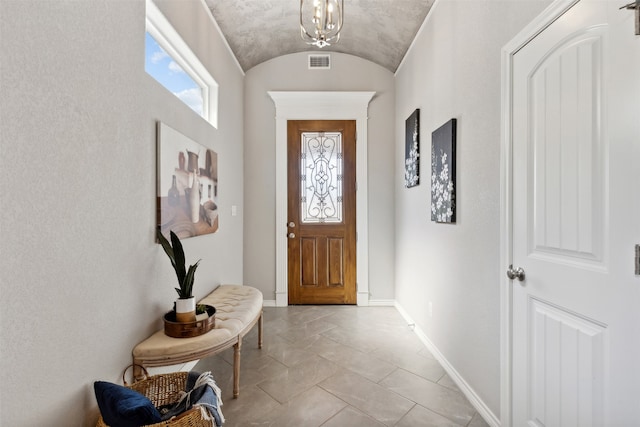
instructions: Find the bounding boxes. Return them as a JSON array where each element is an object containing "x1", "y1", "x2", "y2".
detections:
[{"x1": 510, "y1": 1, "x2": 640, "y2": 425}]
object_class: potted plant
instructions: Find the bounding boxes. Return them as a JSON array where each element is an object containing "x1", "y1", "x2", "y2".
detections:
[{"x1": 157, "y1": 228, "x2": 201, "y2": 323}]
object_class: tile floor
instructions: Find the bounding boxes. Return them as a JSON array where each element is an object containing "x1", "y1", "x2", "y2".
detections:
[{"x1": 194, "y1": 305, "x2": 490, "y2": 427}]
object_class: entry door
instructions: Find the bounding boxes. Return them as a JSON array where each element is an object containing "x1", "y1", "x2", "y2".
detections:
[
  {"x1": 510, "y1": 1, "x2": 639, "y2": 425},
  {"x1": 287, "y1": 120, "x2": 357, "y2": 304}
]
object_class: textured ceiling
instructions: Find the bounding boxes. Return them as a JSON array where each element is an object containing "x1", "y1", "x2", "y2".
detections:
[{"x1": 204, "y1": 0, "x2": 435, "y2": 73}]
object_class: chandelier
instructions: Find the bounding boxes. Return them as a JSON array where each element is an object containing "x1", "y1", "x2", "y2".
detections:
[{"x1": 300, "y1": 0, "x2": 344, "y2": 48}]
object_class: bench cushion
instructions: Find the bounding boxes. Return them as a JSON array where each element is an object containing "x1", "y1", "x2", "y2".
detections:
[{"x1": 133, "y1": 285, "x2": 263, "y2": 361}]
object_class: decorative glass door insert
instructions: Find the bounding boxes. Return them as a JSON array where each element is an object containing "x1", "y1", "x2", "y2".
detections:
[{"x1": 300, "y1": 131, "x2": 343, "y2": 223}]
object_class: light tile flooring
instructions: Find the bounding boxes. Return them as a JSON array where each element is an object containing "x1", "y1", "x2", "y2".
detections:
[{"x1": 194, "y1": 305, "x2": 490, "y2": 427}]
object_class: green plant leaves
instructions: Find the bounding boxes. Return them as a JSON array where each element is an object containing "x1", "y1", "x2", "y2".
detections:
[
  {"x1": 169, "y1": 230, "x2": 186, "y2": 284},
  {"x1": 183, "y1": 260, "x2": 201, "y2": 298},
  {"x1": 157, "y1": 227, "x2": 201, "y2": 299},
  {"x1": 157, "y1": 228, "x2": 175, "y2": 264}
]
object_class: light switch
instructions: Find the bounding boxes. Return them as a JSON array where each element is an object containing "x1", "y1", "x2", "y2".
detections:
[{"x1": 231, "y1": 205, "x2": 237, "y2": 216}]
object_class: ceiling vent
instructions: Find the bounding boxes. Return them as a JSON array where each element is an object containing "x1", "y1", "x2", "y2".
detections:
[{"x1": 308, "y1": 54, "x2": 331, "y2": 69}]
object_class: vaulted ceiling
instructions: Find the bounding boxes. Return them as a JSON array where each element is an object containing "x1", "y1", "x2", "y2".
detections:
[{"x1": 204, "y1": 0, "x2": 436, "y2": 73}]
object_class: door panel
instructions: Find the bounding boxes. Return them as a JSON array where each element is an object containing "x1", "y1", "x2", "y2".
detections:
[
  {"x1": 288, "y1": 120, "x2": 356, "y2": 304},
  {"x1": 527, "y1": 298, "x2": 606, "y2": 426},
  {"x1": 300, "y1": 237, "x2": 318, "y2": 286},
  {"x1": 327, "y1": 238, "x2": 344, "y2": 286},
  {"x1": 511, "y1": 1, "x2": 639, "y2": 425},
  {"x1": 527, "y1": 25, "x2": 605, "y2": 267}
]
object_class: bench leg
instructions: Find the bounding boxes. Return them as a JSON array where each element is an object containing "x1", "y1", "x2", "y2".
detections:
[
  {"x1": 132, "y1": 360, "x2": 146, "y2": 382},
  {"x1": 233, "y1": 338, "x2": 242, "y2": 398},
  {"x1": 258, "y1": 311, "x2": 263, "y2": 349}
]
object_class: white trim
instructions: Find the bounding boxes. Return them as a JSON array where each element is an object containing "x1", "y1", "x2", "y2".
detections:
[
  {"x1": 146, "y1": 0, "x2": 219, "y2": 128},
  {"x1": 367, "y1": 299, "x2": 396, "y2": 307},
  {"x1": 357, "y1": 292, "x2": 370, "y2": 306},
  {"x1": 395, "y1": 302, "x2": 499, "y2": 427},
  {"x1": 268, "y1": 91, "x2": 375, "y2": 307},
  {"x1": 499, "y1": 2, "x2": 579, "y2": 426},
  {"x1": 266, "y1": 299, "x2": 394, "y2": 308}
]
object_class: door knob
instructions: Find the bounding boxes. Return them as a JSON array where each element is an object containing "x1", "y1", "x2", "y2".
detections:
[
  {"x1": 288, "y1": 232, "x2": 296, "y2": 239},
  {"x1": 288, "y1": 222, "x2": 295, "y2": 228},
  {"x1": 506, "y1": 265, "x2": 525, "y2": 281}
]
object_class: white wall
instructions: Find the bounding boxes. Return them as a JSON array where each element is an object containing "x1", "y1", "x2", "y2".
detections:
[
  {"x1": 394, "y1": 0, "x2": 551, "y2": 419},
  {"x1": 243, "y1": 52, "x2": 396, "y2": 303},
  {"x1": 0, "y1": 0, "x2": 243, "y2": 425}
]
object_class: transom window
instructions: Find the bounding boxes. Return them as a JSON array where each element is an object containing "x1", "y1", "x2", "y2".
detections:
[{"x1": 145, "y1": 0, "x2": 218, "y2": 127}]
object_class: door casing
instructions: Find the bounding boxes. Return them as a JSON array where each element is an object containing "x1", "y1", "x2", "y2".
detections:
[{"x1": 269, "y1": 91, "x2": 375, "y2": 307}]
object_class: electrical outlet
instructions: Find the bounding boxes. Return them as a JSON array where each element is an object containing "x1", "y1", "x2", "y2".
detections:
[{"x1": 428, "y1": 301, "x2": 433, "y2": 318}]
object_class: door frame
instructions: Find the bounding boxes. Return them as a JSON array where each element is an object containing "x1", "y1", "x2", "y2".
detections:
[
  {"x1": 269, "y1": 91, "x2": 375, "y2": 307},
  {"x1": 499, "y1": 1, "x2": 580, "y2": 426}
]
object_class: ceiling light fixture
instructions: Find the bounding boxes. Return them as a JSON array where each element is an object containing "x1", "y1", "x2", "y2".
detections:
[{"x1": 300, "y1": 0, "x2": 343, "y2": 48}]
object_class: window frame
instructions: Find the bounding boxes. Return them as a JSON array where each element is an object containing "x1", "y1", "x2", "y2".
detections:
[{"x1": 145, "y1": 0, "x2": 218, "y2": 128}]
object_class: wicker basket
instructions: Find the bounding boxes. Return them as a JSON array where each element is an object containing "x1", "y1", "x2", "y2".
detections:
[{"x1": 96, "y1": 368, "x2": 214, "y2": 427}]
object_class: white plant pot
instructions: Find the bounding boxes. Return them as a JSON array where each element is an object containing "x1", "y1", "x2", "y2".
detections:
[{"x1": 175, "y1": 296, "x2": 196, "y2": 323}]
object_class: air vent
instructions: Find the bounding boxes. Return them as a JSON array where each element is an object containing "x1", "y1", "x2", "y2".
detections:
[{"x1": 308, "y1": 54, "x2": 331, "y2": 69}]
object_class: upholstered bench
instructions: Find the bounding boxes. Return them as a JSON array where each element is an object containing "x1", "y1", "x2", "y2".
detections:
[{"x1": 132, "y1": 285, "x2": 263, "y2": 398}]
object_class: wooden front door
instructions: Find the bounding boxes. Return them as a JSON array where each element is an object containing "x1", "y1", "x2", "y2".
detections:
[
  {"x1": 287, "y1": 120, "x2": 357, "y2": 304},
  {"x1": 509, "y1": 1, "x2": 640, "y2": 424}
]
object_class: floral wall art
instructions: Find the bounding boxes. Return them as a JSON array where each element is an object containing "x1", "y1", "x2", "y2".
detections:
[
  {"x1": 431, "y1": 118, "x2": 457, "y2": 223},
  {"x1": 404, "y1": 109, "x2": 420, "y2": 188},
  {"x1": 157, "y1": 121, "x2": 219, "y2": 240}
]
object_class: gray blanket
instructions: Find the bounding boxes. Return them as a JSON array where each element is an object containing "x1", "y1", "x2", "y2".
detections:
[{"x1": 159, "y1": 371, "x2": 224, "y2": 426}]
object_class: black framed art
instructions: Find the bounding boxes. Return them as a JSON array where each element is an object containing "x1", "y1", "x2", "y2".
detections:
[
  {"x1": 404, "y1": 109, "x2": 420, "y2": 188},
  {"x1": 431, "y1": 118, "x2": 457, "y2": 223}
]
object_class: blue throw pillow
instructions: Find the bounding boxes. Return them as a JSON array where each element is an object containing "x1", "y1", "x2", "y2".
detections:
[{"x1": 94, "y1": 381, "x2": 162, "y2": 427}]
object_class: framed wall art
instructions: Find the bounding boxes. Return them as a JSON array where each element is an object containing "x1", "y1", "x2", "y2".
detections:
[
  {"x1": 404, "y1": 109, "x2": 420, "y2": 188},
  {"x1": 431, "y1": 118, "x2": 457, "y2": 223},
  {"x1": 157, "y1": 122, "x2": 219, "y2": 240}
]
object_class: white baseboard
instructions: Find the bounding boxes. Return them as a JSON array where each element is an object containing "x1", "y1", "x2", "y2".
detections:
[
  {"x1": 368, "y1": 299, "x2": 396, "y2": 307},
  {"x1": 261, "y1": 299, "x2": 395, "y2": 307},
  {"x1": 394, "y1": 302, "x2": 500, "y2": 427}
]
